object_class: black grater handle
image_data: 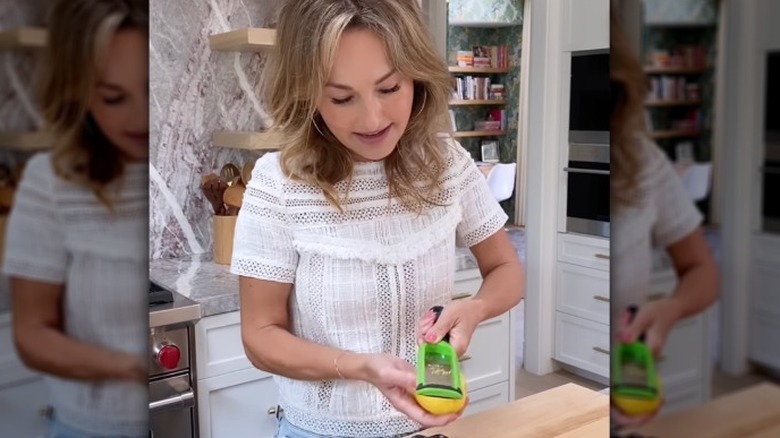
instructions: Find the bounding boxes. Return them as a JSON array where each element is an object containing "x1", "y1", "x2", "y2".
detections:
[
  {"x1": 626, "y1": 305, "x2": 646, "y2": 343},
  {"x1": 429, "y1": 305, "x2": 449, "y2": 343}
]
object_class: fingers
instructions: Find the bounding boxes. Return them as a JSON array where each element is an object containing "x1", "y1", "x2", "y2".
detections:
[
  {"x1": 380, "y1": 362, "x2": 418, "y2": 394},
  {"x1": 417, "y1": 311, "x2": 437, "y2": 345},
  {"x1": 619, "y1": 306, "x2": 652, "y2": 343},
  {"x1": 423, "y1": 306, "x2": 457, "y2": 344}
]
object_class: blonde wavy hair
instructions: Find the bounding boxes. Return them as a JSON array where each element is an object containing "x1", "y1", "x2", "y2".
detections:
[
  {"x1": 37, "y1": 0, "x2": 148, "y2": 209},
  {"x1": 610, "y1": 4, "x2": 647, "y2": 208},
  {"x1": 261, "y1": 0, "x2": 454, "y2": 213}
]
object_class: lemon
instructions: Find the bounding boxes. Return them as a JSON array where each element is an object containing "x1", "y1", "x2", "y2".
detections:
[
  {"x1": 613, "y1": 381, "x2": 664, "y2": 417},
  {"x1": 415, "y1": 372, "x2": 468, "y2": 415}
]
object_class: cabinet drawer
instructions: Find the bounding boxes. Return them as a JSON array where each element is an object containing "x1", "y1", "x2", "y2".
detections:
[
  {"x1": 463, "y1": 382, "x2": 509, "y2": 418},
  {"x1": 556, "y1": 262, "x2": 609, "y2": 324},
  {"x1": 196, "y1": 312, "x2": 256, "y2": 379},
  {"x1": 657, "y1": 315, "x2": 705, "y2": 382},
  {"x1": 554, "y1": 312, "x2": 610, "y2": 378},
  {"x1": 558, "y1": 233, "x2": 610, "y2": 271},
  {"x1": 198, "y1": 368, "x2": 279, "y2": 438},
  {"x1": 452, "y1": 269, "x2": 482, "y2": 300},
  {"x1": 658, "y1": 375, "x2": 704, "y2": 416},
  {"x1": 749, "y1": 310, "x2": 780, "y2": 370},
  {"x1": 460, "y1": 313, "x2": 510, "y2": 392},
  {"x1": 750, "y1": 262, "x2": 780, "y2": 315}
]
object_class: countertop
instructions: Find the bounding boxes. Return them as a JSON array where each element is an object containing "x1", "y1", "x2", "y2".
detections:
[
  {"x1": 149, "y1": 227, "x2": 527, "y2": 318},
  {"x1": 407, "y1": 383, "x2": 609, "y2": 438},
  {"x1": 627, "y1": 382, "x2": 780, "y2": 437}
]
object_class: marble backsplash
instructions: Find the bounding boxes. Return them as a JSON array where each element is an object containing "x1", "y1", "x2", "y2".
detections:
[
  {"x1": 149, "y1": 0, "x2": 283, "y2": 260},
  {"x1": 0, "y1": 0, "x2": 50, "y2": 170}
]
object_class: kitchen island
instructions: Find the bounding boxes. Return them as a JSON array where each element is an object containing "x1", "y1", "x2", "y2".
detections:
[{"x1": 408, "y1": 383, "x2": 609, "y2": 438}]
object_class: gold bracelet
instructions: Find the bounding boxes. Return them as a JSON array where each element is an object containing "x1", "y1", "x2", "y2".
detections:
[{"x1": 334, "y1": 351, "x2": 347, "y2": 379}]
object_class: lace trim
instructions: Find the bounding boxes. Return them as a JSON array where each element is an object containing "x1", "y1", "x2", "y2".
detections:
[
  {"x1": 230, "y1": 258, "x2": 296, "y2": 283},
  {"x1": 458, "y1": 209, "x2": 508, "y2": 248},
  {"x1": 292, "y1": 204, "x2": 462, "y2": 265}
]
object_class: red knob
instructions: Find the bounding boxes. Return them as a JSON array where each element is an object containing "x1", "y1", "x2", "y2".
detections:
[{"x1": 157, "y1": 344, "x2": 181, "y2": 370}]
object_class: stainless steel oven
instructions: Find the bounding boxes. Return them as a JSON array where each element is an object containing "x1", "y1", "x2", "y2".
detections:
[
  {"x1": 149, "y1": 282, "x2": 201, "y2": 438},
  {"x1": 564, "y1": 143, "x2": 610, "y2": 238}
]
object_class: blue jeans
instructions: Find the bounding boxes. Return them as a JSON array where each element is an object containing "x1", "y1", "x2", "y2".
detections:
[
  {"x1": 274, "y1": 407, "x2": 419, "y2": 438},
  {"x1": 47, "y1": 415, "x2": 147, "y2": 438}
]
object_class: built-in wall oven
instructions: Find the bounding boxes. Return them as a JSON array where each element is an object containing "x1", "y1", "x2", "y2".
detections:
[
  {"x1": 564, "y1": 143, "x2": 610, "y2": 237},
  {"x1": 565, "y1": 49, "x2": 611, "y2": 238}
]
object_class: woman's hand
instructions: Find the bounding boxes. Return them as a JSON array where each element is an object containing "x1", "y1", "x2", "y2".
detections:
[
  {"x1": 617, "y1": 297, "x2": 684, "y2": 357},
  {"x1": 114, "y1": 352, "x2": 147, "y2": 384},
  {"x1": 362, "y1": 353, "x2": 463, "y2": 427},
  {"x1": 416, "y1": 299, "x2": 483, "y2": 357}
]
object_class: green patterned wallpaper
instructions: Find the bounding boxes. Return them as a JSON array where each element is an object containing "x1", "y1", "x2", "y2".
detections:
[
  {"x1": 448, "y1": 17, "x2": 523, "y2": 222},
  {"x1": 448, "y1": 0, "x2": 522, "y2": 24}
]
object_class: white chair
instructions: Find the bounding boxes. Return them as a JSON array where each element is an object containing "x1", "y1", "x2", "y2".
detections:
[
  {"x1": 680, "y1": 162, "x2": 712, "y2": 202},
  {"x1": 486, "y1": 162, "x2": 517, "y2": 202}
]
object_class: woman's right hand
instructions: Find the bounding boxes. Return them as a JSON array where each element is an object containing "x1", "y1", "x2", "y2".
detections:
[
  {"x1": 114, "y1": 352, "x2": 147, "y2": 384},
  {"x1": 361, "y1": 353, "x2": 462, "y2": 428}
]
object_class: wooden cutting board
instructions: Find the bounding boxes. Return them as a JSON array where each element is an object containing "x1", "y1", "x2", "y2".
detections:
[
  {"x1": 407, "y1": 383, "x2": 609, "y2": 438},
  {"x1": 627, "y1": 382, "x2": 780, "y2": 437}
]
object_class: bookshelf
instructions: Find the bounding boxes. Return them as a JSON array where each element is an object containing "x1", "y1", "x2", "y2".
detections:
[
  {"x1": 449, "y1": 99, "x2": 506, "y2": 106},
  {"x1": 451, "y1": 130, "x2": 505, "y2": 138},
  {"x1": 448, "y1": 66, "x2": 510, "y2": 74}
]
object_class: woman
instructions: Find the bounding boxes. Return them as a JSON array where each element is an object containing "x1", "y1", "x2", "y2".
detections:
[
  {"x1": 2, "y1": 1, "x2": 148, "y2": 437},
  {"x1": 231, "y1": 0, "x2": 524, "y2": 437},
  {"x1": 610, "y1": 3, "x2": 720, "y2": 428}
]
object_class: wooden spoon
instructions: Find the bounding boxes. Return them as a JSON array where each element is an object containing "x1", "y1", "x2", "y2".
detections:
[
  {"x1": 241, "y1": 161, "x2": 255, "y2": 186},
  {"x1": 223, "y1": 184, "x2": 245, "y2": 209},
  {"x1": 220, "y1": 163, "x2": 240, "y2": 185}
]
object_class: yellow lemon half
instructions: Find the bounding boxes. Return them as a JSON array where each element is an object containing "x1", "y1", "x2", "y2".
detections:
[
  {"x1": 613, "y1": 381, "x2": 664, "y2": 417},
  {"x1": 415, "y1": 372, "x2": 468, "y2": 415}
]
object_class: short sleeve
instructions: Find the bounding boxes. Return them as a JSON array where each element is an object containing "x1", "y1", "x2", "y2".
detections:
[
  {"x1": 230, "y1": 153, "x2": 299, "y2": 283},
  {"x1": 644, "y1": 140, "x2": 703, "y2": 247},
  {"x1": 2, "y1": 153, "x2": 67, "y2": 283},
  {"x1": 450, "y1": 142, "x2": 509, "y2": 247}
]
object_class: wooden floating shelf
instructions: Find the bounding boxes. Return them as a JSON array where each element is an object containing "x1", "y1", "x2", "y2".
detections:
[
  {"x1": 212, "y1": 130, "x2": 276, "y2": 150},
  {"x1": 0, "y1": 131, "x2": 53, "y2": 151},
  {"x1": 449, "y1": 99, "x2": 507, "y2": 106},
  {"x1": 645, "y1": 99, "x2": 702, "y2": 107},
  {"x1": 449, "y1": 66, "x2": 510, "y2": 74},
  {"x1": 0, "y1": 27, "x2": 47, "y2": 49},
  {"x1": 649, "y1": 129, "x2": 700, "y2": 139},
  {"x1": 451, "y1": 130, "x2": 505, "y2": 138},
  {"x1": 209, "y1": 28, "x2": 275, "y2": 52},
  {"x1": 643, "y1": 66, "x2": 706, "y2": 74}
]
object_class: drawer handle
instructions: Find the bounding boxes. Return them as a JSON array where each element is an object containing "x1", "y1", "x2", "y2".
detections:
[
  {"x1": 593, "y1": 295, "x2": 610, "y2": 303},
  {"x1": 268, "y1": 406, "x2": 277, "y2": 415},
  {"x1": 594, "y1": 253, "x2": 610, "y2": 260},
  {"x1": 459, "y1": 354, "x2": 472, "y2": 362},
  {"x1": 592, "y1": 346, "x2": 610, "y2": 355},
  {"x1": 452, "y1": 292, "x2": 471, "y2": 301}
]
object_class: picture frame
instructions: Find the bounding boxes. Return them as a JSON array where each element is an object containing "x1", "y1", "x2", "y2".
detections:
[{"x1": 481, "y1": 140, "x2": 499, "y2": 163}]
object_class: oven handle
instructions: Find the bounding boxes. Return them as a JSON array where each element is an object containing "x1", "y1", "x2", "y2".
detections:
[
  {"x1": 149, "y1": 388, "x2": 195, "y2": 413},
  {"x1": 563, "y1": 167, "x2": 610, "y2": 176}
]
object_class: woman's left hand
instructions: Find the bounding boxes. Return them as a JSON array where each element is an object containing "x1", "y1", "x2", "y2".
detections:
[{"x1": 417, "y1": 299, "x2": 484, "y2": 357}]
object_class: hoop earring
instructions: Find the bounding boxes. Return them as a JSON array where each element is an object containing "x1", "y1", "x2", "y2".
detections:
[
  {"x1": 414, "y1": 88, "x2": 427, "y2": 119},
  {"x1": 312, "y1": 114, "x2": 329, "y2": 139}
]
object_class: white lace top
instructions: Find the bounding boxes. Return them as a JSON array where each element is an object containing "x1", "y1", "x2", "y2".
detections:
[
  {"x1": 1, "y1": 153, "x2": 148, "y2": 437},
  {"x1": 611, "y1": 136, "x2": 703, "y2": 325},
  {"x1": 230, "y1": 141, "x2": 507, "y2": 437}
]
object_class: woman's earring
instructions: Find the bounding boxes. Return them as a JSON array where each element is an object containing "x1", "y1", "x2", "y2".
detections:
[
  {"x1": 312, "y1": 114, "x2": 329, "y2": 138},
  {"x1": 414, "y1": 88, "x2": 427, "y2": 119}
]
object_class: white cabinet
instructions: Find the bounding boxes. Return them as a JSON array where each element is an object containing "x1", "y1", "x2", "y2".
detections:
[
  {"x1": 0, "y1": 313, "x2": 50, "y2": 438},
  {"x1": 565, "y1": 0, "x2": 609, "y2": 51},
  {"x1": 197, "y1": 367, "x2": 279, "y2": 438},
  {"x1": 194, "y1": 312, "x2": 279, "y2": 438},
  {"x1": 194, "y1": 269, "x2": 517, "y2": 436},
  {"x1": 553, "y1": 233, "x2": 610, "y2": 380}
]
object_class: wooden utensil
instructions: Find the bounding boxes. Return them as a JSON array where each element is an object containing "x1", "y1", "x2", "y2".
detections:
[
  {"x1": 223, "y1": 184, "x2": 245, "y2": 209},
  {"x1": 220, "y1": 163, "x2": 240, "y2": 185},
  {"x1": 241, "y1": 161, "x2": 254, "y2": 186},
  {"x1": 202, "y1": 178, "x2": 227, "y2": 215}
]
